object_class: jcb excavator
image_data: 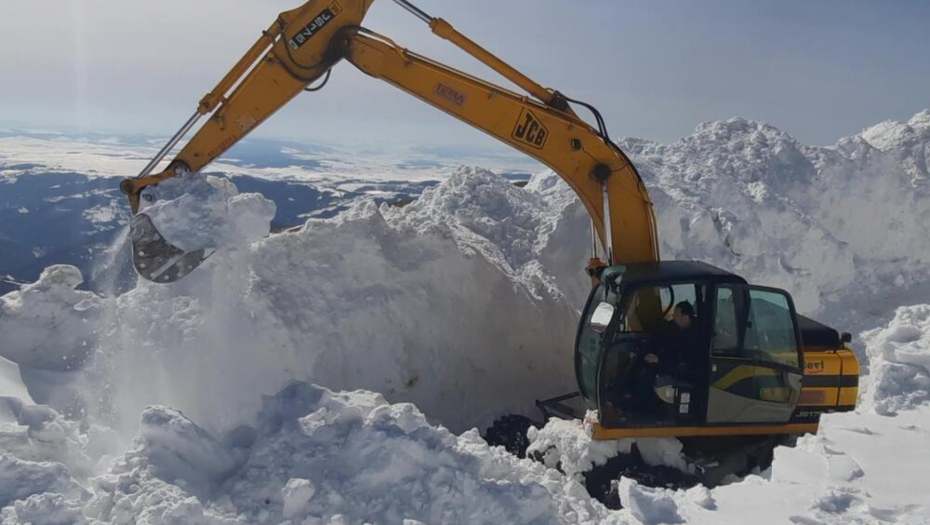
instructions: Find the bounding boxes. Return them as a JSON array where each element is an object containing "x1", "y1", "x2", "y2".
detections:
[{"x1": 118, "y1": 0, "x2": 859, "y2": 480}]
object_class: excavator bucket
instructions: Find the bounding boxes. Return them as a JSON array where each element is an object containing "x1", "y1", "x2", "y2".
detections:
[{"x1": 129, "y1": 214, "x2": 209, "y2": 283}]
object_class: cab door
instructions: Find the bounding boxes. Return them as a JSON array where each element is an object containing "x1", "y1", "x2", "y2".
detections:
[
  {"x1": 706, "y1": 285, "x2": 804, "y2": 424},
  {"x1": 575, "y1": 282, "x2": 615, "y2": 410}
]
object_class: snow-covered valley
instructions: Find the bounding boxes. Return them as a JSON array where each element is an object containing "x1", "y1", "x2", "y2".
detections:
[{"x1": 2, "y1": 111, "x2": 930, "y2": 524}]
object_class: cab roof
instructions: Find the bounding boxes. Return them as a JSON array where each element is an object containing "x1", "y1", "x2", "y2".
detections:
[{"x1": 607, "y1": 261, "x2": 749, "y2": 286}]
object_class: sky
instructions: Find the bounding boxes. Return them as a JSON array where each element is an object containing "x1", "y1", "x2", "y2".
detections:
[{"x1": 1, "y1": 0, "x2": 928, "y2": 152}]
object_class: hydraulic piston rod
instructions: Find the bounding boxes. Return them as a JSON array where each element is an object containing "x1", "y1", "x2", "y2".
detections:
[
  {"x1": 135, "y1": 111, "x2": 202, "y2": 179},
  {"x1": 390, "y1": 0, "x2": 432, "y2": 23},
  {"x1": 389, "y1": 0, "x2": 565, "y2": 109}
]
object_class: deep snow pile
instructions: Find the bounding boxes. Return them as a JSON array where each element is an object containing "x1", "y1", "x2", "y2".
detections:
[
  {"x1": 5, "y1": 112, "x2": 930, "y2": 433},
  {"x1": 2, "y1": 314, "x2": 929, "y2": 525},
  {"x1": 0, "y1": 165, "x2": 583, "y2": 436},
  {"x1": 508, "y1": 112, "x2": 930, "y2": 332},
  {"x1": 624, "y1": 110, "x2": 930, "y2": 321},
  {"x1": 87, "y1": 166, "x2": 579, "y2": 436},
  {"x1": 3, "y1": 111, "x2": 930, "y2": 523},
  {"x1": 1, "y1": 382, "x2": 616, "y2": 525}
]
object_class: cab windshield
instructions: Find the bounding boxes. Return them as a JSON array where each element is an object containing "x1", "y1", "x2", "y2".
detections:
[{"x1": 616, "y1": 283, "x2": 702, "y2": 334}]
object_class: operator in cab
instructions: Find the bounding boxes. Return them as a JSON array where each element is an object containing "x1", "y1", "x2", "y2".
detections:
[
  {"x1": 627, "y1": 300, "x2": 700, "y2": 415},
  {"x1": 644, "y1": 301, "x2": 700, "y2": 375}
]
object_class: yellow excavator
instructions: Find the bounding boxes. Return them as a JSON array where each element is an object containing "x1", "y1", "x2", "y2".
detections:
[{"x1": 118, "y1": 0, "x2": 859, "y2": 481}]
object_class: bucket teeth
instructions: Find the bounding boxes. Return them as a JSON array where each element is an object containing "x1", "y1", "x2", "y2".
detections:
[{"x1": 129, "y1": 214, "x2": 208, "y2": 283}]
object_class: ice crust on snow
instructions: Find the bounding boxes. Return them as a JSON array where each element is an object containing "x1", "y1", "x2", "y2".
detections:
[{"x1": 3, "y1": 112, "x2": 930, "y2": 523}]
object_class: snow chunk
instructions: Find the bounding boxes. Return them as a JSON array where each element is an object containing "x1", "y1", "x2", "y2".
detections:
[
  {"x1": 0, "y1": 455, "x2": 84, "y2": 508},
  {"x1": 526, "y1": 417, "x2": 691, "y2": 481},
  {"x1": 388, "y1": 165, "x2": 562, "y2": 295},
  {"x1": 616, "y1": 478, "x2": 683, "y2": 525},
  {"x1": 136, "y1": 406, "x2": 244, "y2": 490},
  {"x1": 527, "y1": 418, "x2": 632, "y2": 480},
  {"x1": 0, "y1": 357, "x2": 33, "y2": 403},
  {"x1": 0, "y1": 395, "x2": 115, "y2": 494},
  {"x1": 281, "y1": 478, "x2": 315, "y2": 519},
  {"x1": 140, "y1": 175, "x2": 276, "y2": 252},
  {"x1": 0, "y1": 265, "x2": 106, "y2": 370},
  {"x1": 224, "y1": 381, "x2": 608, "y2": 524},
  {"x1": 862, "y1": 304, "x2": 930, "y2": 415},
  {"x1": 0, "y1": 493, "x2": 87, "y2": 525}
]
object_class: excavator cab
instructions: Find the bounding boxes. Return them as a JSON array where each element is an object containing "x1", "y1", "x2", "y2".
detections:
[{"x1": 576, "y1": 261, "x2": 809, "y2": 439}]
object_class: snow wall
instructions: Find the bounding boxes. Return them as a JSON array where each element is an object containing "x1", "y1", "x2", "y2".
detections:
[{"x1": 3, "y1": 111, "x2": 930, "y2": 437}]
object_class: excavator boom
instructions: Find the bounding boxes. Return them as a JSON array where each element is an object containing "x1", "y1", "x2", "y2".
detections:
[
  {"x1": 341, "y1": 28, "x2": 659, "y2": 266},
  {"x1": 119, "y1": 0, "x2": 658, "y2": 282}
]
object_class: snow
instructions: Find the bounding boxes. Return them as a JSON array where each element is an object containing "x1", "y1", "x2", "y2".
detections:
[
  {"x1": 1, "y1": 382, "x2": 612, "y2": 525},
  {"x1": 616, "y1": 479, "x2": 684, "y2": 525},
  {"x1": 75, "y1": 165, "x2": 578, "y2": 437},
  {"x1": 82, "y1": 203, "x2": 122, "y2": 227},
  {"x1": 615, "y1": 117, "x2": 930, "y2": 320},
  {"x1": 0, "y1": 357, "x2": 33, "y2": 404},
  {"x1": 2, "y1": 111, "x2": 930, "y2": 523},
  {"x1": 0, "y1": 134, "x2": 536, "y2": 185},
  {"x1": 527, "y1": 418, "x2": 633, "y2": 480},
  {"x1": 861, "y1": 305, "x2": 930, "y2": 415},
  {"x1": 0, "y1": 265, "x2": 106, "y2": 371},
  {"x1": 281, "y1": 478, "x2": 315, "y2": 519}
]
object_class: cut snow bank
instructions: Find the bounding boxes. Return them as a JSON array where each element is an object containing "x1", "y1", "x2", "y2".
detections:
[{"x1": 24, "y1": 167, "x2": 581, "y2": 437}]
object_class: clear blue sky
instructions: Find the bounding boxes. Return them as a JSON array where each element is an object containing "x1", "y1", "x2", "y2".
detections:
[{"x1": 1, "y1": 0, "x2": 928, "y2": 149}]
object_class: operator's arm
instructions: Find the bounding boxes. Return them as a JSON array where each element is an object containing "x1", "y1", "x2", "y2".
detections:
[{"x1": 339, "y1": 29, "x2": 659, "y2": 266}]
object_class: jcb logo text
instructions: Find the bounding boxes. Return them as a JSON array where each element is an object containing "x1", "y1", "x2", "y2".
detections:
[{"x1": 512, "y1": 109, "x2": 548, "y2": 149}]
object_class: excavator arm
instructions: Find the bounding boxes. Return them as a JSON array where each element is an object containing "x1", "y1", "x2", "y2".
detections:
[
  {"x1": 340, "y1": 27, "x2": 659, "y2": 267},
  {"x1": 120, "y1": 0, "x2": 377, "y2": 214},
  {"x1": 120, "y1": 0, "x2": 659, "y2": 283}
]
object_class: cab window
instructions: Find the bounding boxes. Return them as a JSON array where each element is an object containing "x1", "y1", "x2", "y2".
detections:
[
  {"x1": 712, "y1": 286, "x2": 800, "y2": 369},
  {"x1": 617, "y1": 283, "x2": 701, "y2": 333},
  {"x1": 712, "y1": 288, "x2": 739, "y2": 354},
  {"x1": 576, "y1": 283, "x2": 608, "y2": 401},
  {"x1": 744, "y1": 289, "x2": 799, "y2": 368}
]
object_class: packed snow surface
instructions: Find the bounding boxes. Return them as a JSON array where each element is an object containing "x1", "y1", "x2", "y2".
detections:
[{"x1": 3, "y1": 111, "x2": 930, "y2": 523}]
